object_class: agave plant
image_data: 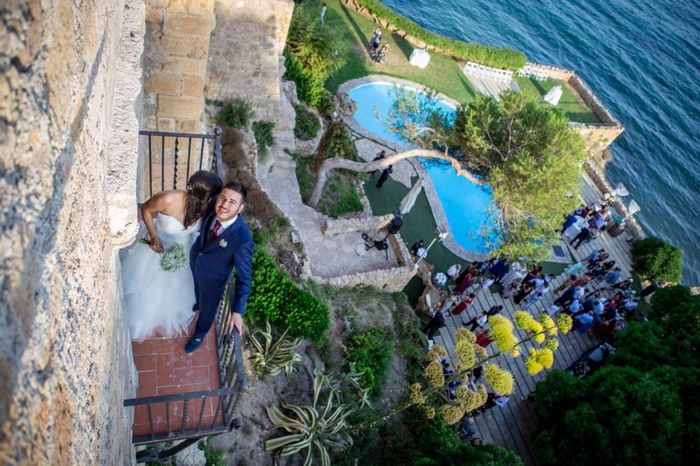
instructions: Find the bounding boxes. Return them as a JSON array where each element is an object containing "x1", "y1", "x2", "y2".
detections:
[
  {"x1": 250, "y1": 321, "x2": 302, "y2": 378},
  {"x1": 265, "y1": 372, "x2": 354, "y2": 465}
]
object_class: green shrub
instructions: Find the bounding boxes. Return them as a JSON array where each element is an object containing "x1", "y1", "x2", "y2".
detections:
[
  {"x1": 215, "y1": 98, "x2": 254, "y2": 128},
  {"x1": 285, "y1": 3, "x2": 346, "y2": 107},
  {"x1": 294, "y1": 105, "x2": 321, "y2": 140},
  {"x1": 345, "y1": 327, "x2": 394, "y2": 396},
  {"x1": 315, "y1": 121, "x2": 358, "y2": 171},
  {"x1": 252, "y1": 120, "x2": 275, "y2": 158},
  {"x1": 245, "y1": 248, "x2": 329, "y2": 341},
  {"x1": 356, "y1": 0, "x2": 526, "y2": 70},
  {"x1": 631, "y1": 236, "x2": 683, "y2": 282}
]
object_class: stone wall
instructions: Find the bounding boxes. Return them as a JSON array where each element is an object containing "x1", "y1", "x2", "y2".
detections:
[
  {"x1": 0, "y1": 0, "x2": 143, "y2": 464},
  {"x1": 142, "y1": 0, "x2": 216, "y2": 132},
  {"x1": 526, "y1": 62, "x2": 625, "y2": 160},
  {"x1": 206, "y1": 0, "x2": 295, "y2": 124}
]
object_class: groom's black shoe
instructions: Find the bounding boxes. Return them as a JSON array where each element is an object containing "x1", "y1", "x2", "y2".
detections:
[{"x1": 185, "y1": 335, "x2": 204, "y2": 354}]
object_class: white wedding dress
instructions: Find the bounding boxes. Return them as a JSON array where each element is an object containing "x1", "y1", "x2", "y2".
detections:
[{"x1": 121, "y1": 213, "x2": 201, "y2": 341}]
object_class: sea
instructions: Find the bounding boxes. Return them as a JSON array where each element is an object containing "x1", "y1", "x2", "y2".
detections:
[{"x1": 383, "y1": 0, "x2": 700, "y2": 285}]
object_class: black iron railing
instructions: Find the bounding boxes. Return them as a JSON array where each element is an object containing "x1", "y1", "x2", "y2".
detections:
[
  {"x1": 139, "y1": 128, "x2": 223, "y2": 199},
  {"x1": 124, "y1": 279, "x2": 248, "y2": 463}
]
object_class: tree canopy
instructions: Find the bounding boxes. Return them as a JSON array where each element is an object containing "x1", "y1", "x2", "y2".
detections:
[
  {"x1": 532, "y1": 285, "x2": 700, "y2": 466},
  {"x1": 312, "y1": 89, "x2": 586, "y2": 260},
  {"x1": 631, "y1": 236, "x2": 684, "y2": 283},
  {"x1": 453, "y1": 91, "x2": 586, "y2": 259}
]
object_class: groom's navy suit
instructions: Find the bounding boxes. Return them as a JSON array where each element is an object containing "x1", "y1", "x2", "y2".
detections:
[{"x1": 190, "y1": 213, "x2": 254, "y2": 337}]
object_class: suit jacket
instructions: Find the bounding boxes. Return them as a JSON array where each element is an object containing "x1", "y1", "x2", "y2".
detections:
[{"x1": 190, "y1": 213, "x2": 254, "y2": 315}]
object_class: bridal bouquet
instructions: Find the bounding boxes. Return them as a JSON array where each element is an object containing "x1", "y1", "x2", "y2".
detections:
[{"x1": 160, "y1": 243, "x2": 187, "y2": 272}]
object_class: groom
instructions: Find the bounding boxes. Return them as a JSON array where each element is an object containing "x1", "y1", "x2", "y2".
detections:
[{"x1": 186, "y1": 180, "x2": 254, "y2": 354}]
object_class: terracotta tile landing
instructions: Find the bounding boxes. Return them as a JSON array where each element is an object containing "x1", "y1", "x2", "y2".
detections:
[{"x1": 131, "y1": 320, "x2": 224, "y2": 437}]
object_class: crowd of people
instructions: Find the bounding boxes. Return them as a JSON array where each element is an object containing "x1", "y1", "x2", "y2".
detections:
[{"x1": 419, "y1": 199, "x2": 645, "y2": 439}]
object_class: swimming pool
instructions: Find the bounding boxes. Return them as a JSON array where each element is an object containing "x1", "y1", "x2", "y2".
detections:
[{"x1": 348, "y1": 81, "x2": 500, "y2": 254}]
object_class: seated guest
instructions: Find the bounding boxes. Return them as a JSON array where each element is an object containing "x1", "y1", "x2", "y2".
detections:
[{"x1": 410, "y1": 239, "x2": 425, "y2": 256}]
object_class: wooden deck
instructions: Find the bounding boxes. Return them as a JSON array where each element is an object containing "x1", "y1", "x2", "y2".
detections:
[{"x1": 431, "y1": 175, "x2": 636, "y2": 464}]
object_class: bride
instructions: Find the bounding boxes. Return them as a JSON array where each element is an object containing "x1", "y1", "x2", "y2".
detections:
[{"x1": 121, "y1": 171, "x2": 223, "y2": 341}]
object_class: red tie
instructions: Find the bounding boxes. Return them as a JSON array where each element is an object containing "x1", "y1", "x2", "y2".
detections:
[{"x1": 209, "y1": 220, "x2": 222, "y2": 241}]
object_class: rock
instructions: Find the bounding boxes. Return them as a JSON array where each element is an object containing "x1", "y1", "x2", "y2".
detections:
[
  {"x1": 334, "y1": 93, "x2": 357, "y2": 117},
  {"x1": 174, "y1": 442, "x2": 206, "y2": 466},
  {"x1": 290, "y1": 229, "x2": 301, "y2": 244},
  {"x1": 278, "y1": 249, "x2": 304, "y2": 280}
]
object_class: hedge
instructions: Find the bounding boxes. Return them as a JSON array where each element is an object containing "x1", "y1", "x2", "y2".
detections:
[
  {"x1": 355, "y1": 0, "x2": 527, "y2": 70},
  {"x1": 245, "y1": 248, "x2": 329, "y2": 341}
]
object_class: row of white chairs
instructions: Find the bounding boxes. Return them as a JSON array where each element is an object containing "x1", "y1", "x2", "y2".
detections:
[
  {"x1": 516, "y1": 65, "x2": 548, "y2": 81},
  {"x1": 463, "y1": 62, "x2": 513, "y2": 83}
]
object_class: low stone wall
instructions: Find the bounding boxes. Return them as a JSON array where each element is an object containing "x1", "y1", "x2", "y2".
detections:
[
  {"x1": 315, "y1": 233, "x2": 415, "y2": 292},
  {"x1": 321, "y1": 213, "x2": 393, "y2": 236},
  {"x1": 568, "y1": 75, "x2": 620, "y2": 126},
  {"x1": 522, "y1": 62, "x2": 574, "y2": 81},
  {"x1": 571, "y1": 123, "x2": 624, "y2": 164}
]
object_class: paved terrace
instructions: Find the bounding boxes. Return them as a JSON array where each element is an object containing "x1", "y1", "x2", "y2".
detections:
[{"x1": 432, "y1": 175, "x2": 635, "y2": 465}]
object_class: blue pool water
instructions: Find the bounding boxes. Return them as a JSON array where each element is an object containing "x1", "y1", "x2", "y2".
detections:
[
  {"x1": 348, "y1": 82, "x2": 498, "y2": 253},
  {"x1": 382, "y1": 0, "x2": 700, "y2": 284}
]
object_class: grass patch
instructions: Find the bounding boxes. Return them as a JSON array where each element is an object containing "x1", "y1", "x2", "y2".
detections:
[
  {"x1": 296, "y1": 0, "x2": 477, "y2": 104},
  {"x1": 252, "y1": 120, "x2": 275, "y2": 158},
  {"x1": 294, "y1": 154, "x2": 364, "y2": 218},
  {"x1": 515, "y1": 76, "x2": 601, "y2": 124}
]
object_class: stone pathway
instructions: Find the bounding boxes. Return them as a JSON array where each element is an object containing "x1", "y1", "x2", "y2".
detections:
[
  {"x1": 256, "y1": 87, "x2": 399, "y2": 278},
  {"x1": 432, "y1": 174, "x2": 636, "y2": 465}
]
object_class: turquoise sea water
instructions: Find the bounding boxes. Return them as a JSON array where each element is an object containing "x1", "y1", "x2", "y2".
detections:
[
  {"x1": 348, "y1": 83, "x2": 498, "y2": 253},
  {"x1": 383, "y1": 0, "x2": 700, "y2": 284}
]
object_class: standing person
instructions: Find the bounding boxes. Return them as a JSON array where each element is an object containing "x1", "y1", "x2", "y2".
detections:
[
  {"x1": 423, "y1": 311, "x2": 445, "y2": 340},
  {"x1": 376, "y1": 165, "x2": 393, "y2": 188},
  {"x1": 464, "y1": 310, "x2": 488, "y2": 332},
  {"x1": 320, "y1": 3, "x2": 327, "y2": 24},
  {"x1": 513, "y1": 281, "x2": 534, "y2": 305},
  {"x1": 453, "y1": 272, "x2": 476, "y2": 295},
  {"x1": 570, "y1": 227, "x2": 593, "y2": 249},
  {"x1": 410, "y1": 239, "x2": 425, "y2": 256},
  {"x1": 556, "y1": 274, "x2": 577, "y2": 293},
  {"x1": 597, "y1": 267, "x2": 622, "y2": 290},
  {"x1": 186, "y1": 181, "x2": 254, "y2": 353},
  {"x1": 489, "y1": 258, "x2": 510, "y2": 284},
  {"x1": 486, "y1": 305, "x2": 503, "y2": 316},
  {"x1": 451, "y1": 293, "x2": 476, "y2": 315},
  {"x1": 446, "y1": 263, "x2": 462, "y2": 282},
  {"x1": 371, "y1": 150, "x2": 386, "y2": 175},
  {"x1": 501, "y1": 278, "x2": 521, "y2": 299},
  {"x1": 122, "y1": 171, "x2": 223, "y2": 341}
]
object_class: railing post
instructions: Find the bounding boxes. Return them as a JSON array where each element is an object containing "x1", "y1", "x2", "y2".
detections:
[{"x1": 213, "y1": 126, "x2": 223, "y2": 177}]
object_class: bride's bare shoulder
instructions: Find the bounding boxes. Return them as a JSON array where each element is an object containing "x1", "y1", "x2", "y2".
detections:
[{"x1": 144, "y1": 189, "x2": 187, "y2": 214}]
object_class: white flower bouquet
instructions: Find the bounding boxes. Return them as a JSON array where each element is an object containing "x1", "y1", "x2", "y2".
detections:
[{"x1": 159, "y1": 243, "x2": 187, "y2": 272}]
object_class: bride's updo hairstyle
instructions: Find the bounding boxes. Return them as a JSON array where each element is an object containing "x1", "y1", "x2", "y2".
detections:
[{"x1": 183, "y1": 170, "x2": 223, "y2": 228}]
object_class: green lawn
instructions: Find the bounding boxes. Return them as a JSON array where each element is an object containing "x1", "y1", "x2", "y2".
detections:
[
  {"x1": 307, "y1": 0, "x2": 477, "y2": 104},
  {"x1": 515, "y1": 76, "x2": 601, "y2": 124}
]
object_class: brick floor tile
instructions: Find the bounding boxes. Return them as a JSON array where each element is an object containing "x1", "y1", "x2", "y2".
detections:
[{"x1": 133, "y1": 354, "x2": 158, "y2": 372}]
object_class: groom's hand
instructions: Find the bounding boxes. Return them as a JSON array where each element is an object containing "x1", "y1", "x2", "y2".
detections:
[{"x1": 227, "y1": 312, "x2": 243, "y2": 336}]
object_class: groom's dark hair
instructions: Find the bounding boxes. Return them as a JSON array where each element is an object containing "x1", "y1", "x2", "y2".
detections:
[{"x1": 223, "y1": 181, "x2": 248, "y2": 202}]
